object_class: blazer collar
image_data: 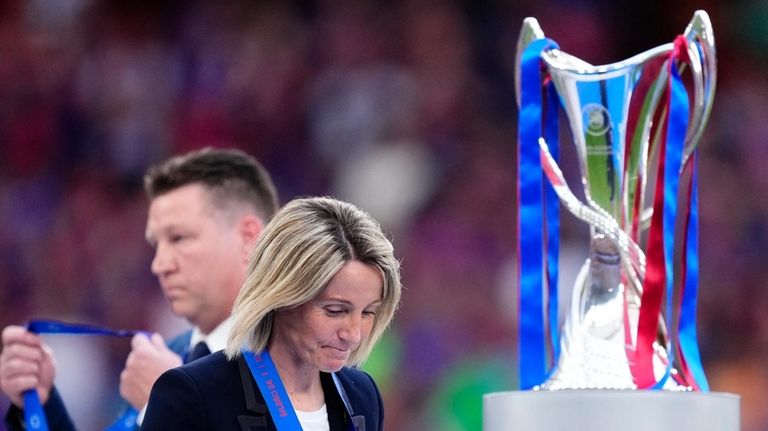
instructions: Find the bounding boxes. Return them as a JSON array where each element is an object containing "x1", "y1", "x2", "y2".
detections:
[{"x1": 237, "y1": 356, "x2": 269, "y2": 430}]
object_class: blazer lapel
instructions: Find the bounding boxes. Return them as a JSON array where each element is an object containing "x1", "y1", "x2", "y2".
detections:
[
  {"x1": 237, "y1": 416, "x2": 268, "y2": 430},
  {"x1": 323, "y1": 372, "x2": 367, "y2": 431},
  {"x1": 351, "y1": 415, "x2": 366, "y2": 431},
  {"x1": 237, "y1": 356, "x2": 270, "y2": 431}
]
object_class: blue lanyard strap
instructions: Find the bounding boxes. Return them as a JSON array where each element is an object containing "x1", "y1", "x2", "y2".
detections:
[
  {"x1": 242, "y1": 350, "x2": 359, "y2": 431},
  {"x1": 27, "y1": 320, "x2": 148, "y2": 337},
  {"x1": 23, "y1": 319, "x2": 148, "y2": 431},
  {"x1": 22, "y1": 390, "x2": 47, "y2": 431},
  {"x1": 104, "y1": 408, "x2": 139, "y2": 431},
  {"x1": 330, "y1": 373, "x2": 361, "y2": 431},
  {"x1": 243, "y1": 350, "x2": 303, "y2": 431}
]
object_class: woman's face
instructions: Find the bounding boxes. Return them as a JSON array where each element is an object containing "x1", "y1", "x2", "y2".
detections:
[{"x1": 272, "y1": 260, "x2": 383, "y2": 373}]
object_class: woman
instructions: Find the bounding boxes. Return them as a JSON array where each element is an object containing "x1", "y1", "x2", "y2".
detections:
[{"x1": 142, "y1": 197, "x2": 401, "y2": 431}]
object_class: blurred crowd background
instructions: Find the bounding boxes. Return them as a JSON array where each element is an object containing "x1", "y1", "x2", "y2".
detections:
[{"x1": 1, "y1": 0, "x2": 767, "y2": 429}]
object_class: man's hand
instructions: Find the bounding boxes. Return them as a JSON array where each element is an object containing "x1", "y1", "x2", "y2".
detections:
[
  {"x1": 119, "y1": 333, "x2": 182, "y2": 410},
  {"x1": 0, "y1": 325, "x2": 56, "y2": 407}
]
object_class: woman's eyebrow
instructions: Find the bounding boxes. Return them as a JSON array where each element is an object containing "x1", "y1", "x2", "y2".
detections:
[{"x1": 315, "y1": 297, "x2": 352, "y2": 305}]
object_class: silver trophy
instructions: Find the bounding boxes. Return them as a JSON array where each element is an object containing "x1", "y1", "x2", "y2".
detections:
[{"x1": 515, "y1": 11, "x2": 716, "y2": 390}]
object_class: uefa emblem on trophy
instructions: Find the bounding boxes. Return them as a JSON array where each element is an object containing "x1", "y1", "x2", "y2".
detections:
[{"x1": 484, "y1": 10, "x2": 740, "y2": 431}]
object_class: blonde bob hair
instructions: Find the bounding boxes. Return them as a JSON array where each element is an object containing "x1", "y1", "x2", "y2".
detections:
[{"x1": 225, "y1": 196, "x2": 401, "y2": 366}]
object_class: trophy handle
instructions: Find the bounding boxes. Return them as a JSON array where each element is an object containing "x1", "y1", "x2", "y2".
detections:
[
  {"x1": 681, "y1": 10, "x2": 717, "y2": 165},
  {"x1": 538, "y1": 137, "x2": 646, "y2": 280},
  {"x1": 514, "y1": 18, "x2": 545, "y2": 108}
]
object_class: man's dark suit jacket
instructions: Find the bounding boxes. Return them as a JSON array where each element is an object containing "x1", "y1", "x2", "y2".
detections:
[
  {"x1": 141, "y1": 351, "x2": 383, "y2": 431},
  {"x1": 3, "y1": 331, "x2": 194, "y2": 431}
]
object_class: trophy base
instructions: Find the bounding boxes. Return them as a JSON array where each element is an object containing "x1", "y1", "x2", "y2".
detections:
[{"x1": 483, "y1": 390, "x2": 739, "y2": 430}]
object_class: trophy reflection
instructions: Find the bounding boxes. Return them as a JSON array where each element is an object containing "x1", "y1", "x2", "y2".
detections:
[{"x1": 515, "y1": 11, "x2": 716, "y2": 390}]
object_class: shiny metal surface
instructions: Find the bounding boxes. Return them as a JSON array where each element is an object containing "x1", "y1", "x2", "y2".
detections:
[{"x1": 516, "y1": 11, "x2": 716, "y2": 390}]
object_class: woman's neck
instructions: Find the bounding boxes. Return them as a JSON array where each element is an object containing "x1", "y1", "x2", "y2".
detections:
[{"x1": 267, "y1": 343, "x2": 325, "y2": 411}]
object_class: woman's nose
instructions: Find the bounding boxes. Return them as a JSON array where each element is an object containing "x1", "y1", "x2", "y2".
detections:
[{"x1": 339, "y1": 316, "x2": 363, "y2": 345}]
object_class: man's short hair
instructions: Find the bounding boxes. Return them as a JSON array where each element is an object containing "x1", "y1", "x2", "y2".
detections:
[{"x1": 144, "y1": 148, "x2": 279, "y2": 221}]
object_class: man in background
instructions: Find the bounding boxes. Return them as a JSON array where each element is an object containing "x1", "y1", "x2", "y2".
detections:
[{"x1": 0, "y1": 147, "x2": 279, "y2": 429}]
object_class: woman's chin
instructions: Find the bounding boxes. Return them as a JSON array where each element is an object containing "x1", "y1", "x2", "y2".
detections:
[{"x1": 317, "y1": 355, "x2": 348, "y2": 373}]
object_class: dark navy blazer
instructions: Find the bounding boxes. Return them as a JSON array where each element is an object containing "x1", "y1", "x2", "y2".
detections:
[
  {"x1": 3, "y1": 331, "x2": 194, "y2": 431},
  {"x1": 142, "y1": 351, "x2": 383, "y2": 431}
]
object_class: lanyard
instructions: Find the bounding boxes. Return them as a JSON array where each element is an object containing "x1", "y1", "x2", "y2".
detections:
[
  {"x1": 23, "y1": 319, "x2": 148, "y2": 431},
  {"x1": 243, "y1": 350, "x2": 358, "y2": 431}
]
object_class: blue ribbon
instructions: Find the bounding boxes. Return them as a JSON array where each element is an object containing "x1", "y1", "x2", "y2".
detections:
[
  {"x1": 243, "y1": 350, "x2": 303, "y2": 431},
  {"x1": 23, "y1": 390, "x2": 46, "y2": 431},
  {"x1": 27, "y1": 320, "x2": 147, "y2": 338},
  {"x1": 104, "y1": 408, "x2": 139, "y2": 431},
  {"x1": 24, "y1": 320, "x2": 148, "y2": 431},
  {"x1": 651, "y1": 61, "x2": 687, "y2": 389},
  {"x1": 679, "y1": 156, "x2": 709, "y2": 390},
  {"x1": 518, "y1": 37, "x2": 560, "y2": 389}
]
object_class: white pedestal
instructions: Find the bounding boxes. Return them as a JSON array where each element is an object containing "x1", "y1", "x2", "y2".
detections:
[{"x1": 483, "y1": 390, "x2": 739, "y2": 430}]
